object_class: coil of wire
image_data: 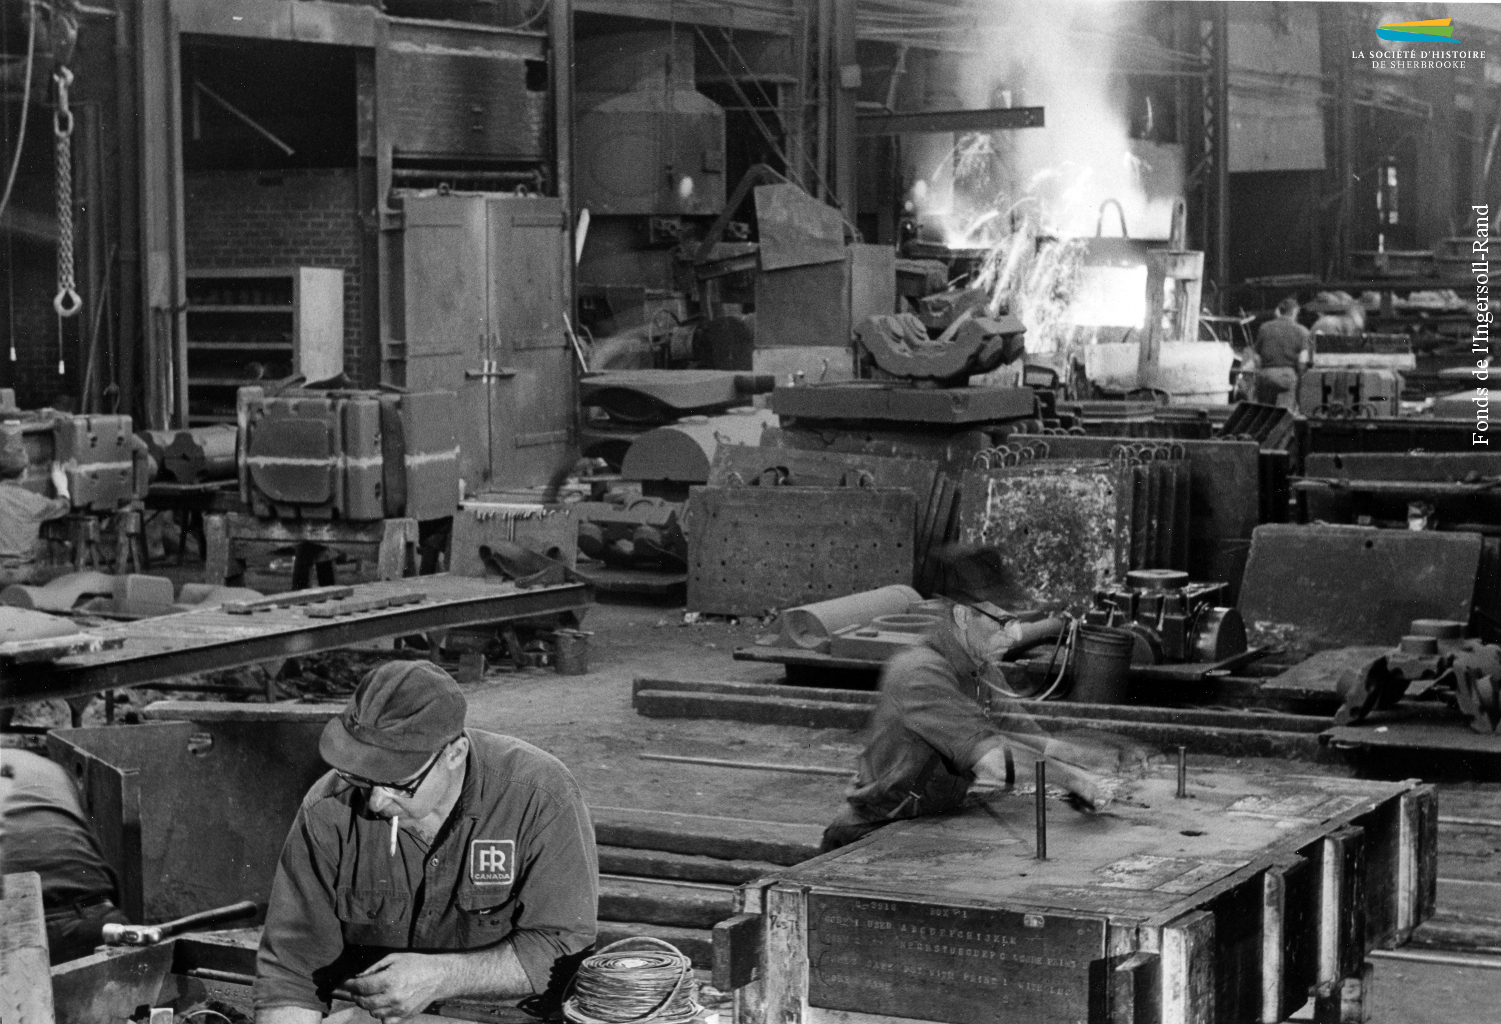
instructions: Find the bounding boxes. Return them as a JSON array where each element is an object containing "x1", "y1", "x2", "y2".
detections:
[{"x1": 563, "y1": 937, "x2": 701, "y2": 1024}]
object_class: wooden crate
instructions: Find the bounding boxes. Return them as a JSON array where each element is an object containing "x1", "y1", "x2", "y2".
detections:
[{"x1": 725, "y1": 770, "x2": 1435, "y2": 1024}]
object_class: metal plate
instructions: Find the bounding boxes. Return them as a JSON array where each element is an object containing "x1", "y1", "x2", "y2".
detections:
[
  {"x1": 806, "y1": 893, "x2": 1104, "y2": 1024},
  {"x1": 580, "y1": 370, "x2": 765, "y2": 420},
  {"x1": 955, "y1": 463, "x2": 1117, "y2": 615},
  {"x1": 754, "y1": 183, "x2": 846, "y2": 271},
  {"x1": 769, "y1": 383, "x2": 1038, "y2": 424},
  {"x1": 685, "y1": 485, "x2": 915, "y2": 616},
  {"x1": 1006, "y1": 437, "x2": 1259, "y2": 598},
  {"x1": 1239, "y1": 525, "x2": 1482, "y2": 649}
]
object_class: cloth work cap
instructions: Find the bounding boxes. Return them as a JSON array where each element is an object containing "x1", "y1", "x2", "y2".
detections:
[{"x1": 319, "y1": 661, "x2": 467, "y2": 782}]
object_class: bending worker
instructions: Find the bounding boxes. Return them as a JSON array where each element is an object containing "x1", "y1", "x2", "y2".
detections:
[
  {"x1": 254, "y1": 662, "x2": 597, "y2": 1024},
  {"x1": 0, "y1": 431, "x2": 71, "y2": 585},
  {"x1": 822, "y1": 547, "x2": 1121, "y2": 852},
  {"x1": 2, "y1": 748, "x2": 130, "y2": 962}
]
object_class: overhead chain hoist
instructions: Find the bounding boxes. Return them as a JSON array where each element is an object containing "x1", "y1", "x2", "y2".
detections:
[{"x1": 53, "y1": 64, "x2": 81, "y2": 374}]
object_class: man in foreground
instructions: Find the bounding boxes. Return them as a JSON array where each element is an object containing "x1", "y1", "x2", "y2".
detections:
[{"x1": 254, "y1": 662, "x2": 597, "y2": 1024}]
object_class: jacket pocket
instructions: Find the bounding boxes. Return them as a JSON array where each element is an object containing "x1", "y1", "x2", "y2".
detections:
[
  {"x1": 335, "y1": 888, "x2": 411, "y2": 947},
  {"x1": 454, "y1": 886, "x2": 515, "y2": 947}
]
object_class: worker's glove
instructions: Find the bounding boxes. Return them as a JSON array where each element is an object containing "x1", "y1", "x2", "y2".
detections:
[{"x1": 49, "y1": 461, "x2": 71, "y2": 501}]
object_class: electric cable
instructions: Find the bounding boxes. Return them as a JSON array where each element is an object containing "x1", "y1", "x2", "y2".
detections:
[
  {"x1": 563, "y1": 937, "x2": 700, "y2": 1024},
  {"x1": 179, "y1": 1011, "x2": 236, "y2": 1024},
  {"x1": 0, "y1": 0, "x2": 38, "y2": 225}
]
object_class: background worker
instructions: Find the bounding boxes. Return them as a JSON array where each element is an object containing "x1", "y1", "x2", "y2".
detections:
[
  {"x1": 0, "y1": 432, "x2": 71, "y2": 585},
  {"x1": 1311, "y1": 297, "x2": 1367, "y2": 337},
  {"x1": 1249, "y1": 297, "x2": 1311, "y2": 410},
  {"x1": 2, "y1": 748, "x2": 130, "y2": 962},
  {"x1": 821, "y1": 547, "x2": 1129, "y2": 852},
  {"x1": 254, "y1": 662, "x2": 597, "y2": 1024}
]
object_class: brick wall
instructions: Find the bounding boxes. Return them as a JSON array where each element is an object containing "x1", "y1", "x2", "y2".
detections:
[{"x1": 184, "y1": 168, "x2": 364, "y2": 380}]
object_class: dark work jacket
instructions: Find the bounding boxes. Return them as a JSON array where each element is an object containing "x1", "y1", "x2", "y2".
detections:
[
  {"x1": 844, "y1": 625, "x2": 1010, "y2": 820},
  {"x1": 253, "y1": 730, "x2": 598, "y2": 1013},
  {"x1": 2, "y1": 749, "x2": 120, "y2": 909}
]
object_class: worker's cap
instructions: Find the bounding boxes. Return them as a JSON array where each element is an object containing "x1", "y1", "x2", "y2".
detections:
[
  {"x1": 319, "y1": 661, "x2": 467, "y2": 782},
  {"x1": 930, "y1": 543, "x2": 1035, "y2": 611}
]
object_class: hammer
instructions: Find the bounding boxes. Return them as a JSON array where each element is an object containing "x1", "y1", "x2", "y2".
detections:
[{"x1": 101, "y1": 900, "x2": 259, "y2": 946}]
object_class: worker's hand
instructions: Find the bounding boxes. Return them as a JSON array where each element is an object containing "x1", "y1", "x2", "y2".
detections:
[
  {"x1": 969, "y1": 744, "x2": 1015, "y2": 797},
  {"x1": 1039, "y1": 738, "x2": 1120, "y2": 809},
  {"x1": 336, "y1": 952, "x2": 452, "y2": 1024},
  {"x1": 49, "y1": 461, "x2": 70, "y2": 501}
]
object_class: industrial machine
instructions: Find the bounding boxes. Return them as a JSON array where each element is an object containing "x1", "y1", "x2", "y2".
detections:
[
  {"x1": 1, "y1": 408, "x2": 150, "y2": 512},
  {"x1": 1083, "y1": 568, "x2": 1246, "y2": 665},
  {"x1": 237, "y1": 386, "x2": 459, "y2": 522}
]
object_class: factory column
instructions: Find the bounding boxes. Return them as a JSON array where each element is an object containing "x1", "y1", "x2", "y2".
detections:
[{"x1": 827, "y1": 0, "x2": 858, "y2": 223}]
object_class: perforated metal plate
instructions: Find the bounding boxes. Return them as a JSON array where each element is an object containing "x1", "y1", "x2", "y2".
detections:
[
  {"x1": 955, "y1": 463, "x2": 1116, "y2": 615},
  {"x1": 685, "y1": 485, "x2": 916, "y2": 616}
]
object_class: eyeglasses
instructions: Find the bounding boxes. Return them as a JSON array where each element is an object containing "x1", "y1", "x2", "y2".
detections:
[{"x1": 336, "y1": 741, "x2": 452, "y2": 798}]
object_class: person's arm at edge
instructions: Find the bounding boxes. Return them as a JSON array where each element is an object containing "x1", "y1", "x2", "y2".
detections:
[{"x1": 255, "y1": 799, "x2": 346, "y2": 1023}]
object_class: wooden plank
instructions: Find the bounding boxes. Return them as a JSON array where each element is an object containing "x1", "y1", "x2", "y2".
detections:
[
  {"x1": 1, "y1": 873, "x2": 54, "y2": 1024},
  {"x1": 1263, "y1": 856, "x2": 1317, "y2": 1023},
  {"x1": 764, "y1": 886, "x2": 808, "y2": 1024},
  {"x1": 598, "y1": 846, "x2": 781, "y2": 886},
  {"x1": 634, "y1": 688, "x2": 1326, "y2": 758},
  {"x1": 591, "y1": 807, "x2": 823, "y2": 867},
  {"x1": 634, "y1": 689, "x2": 870, "y2": 731},
  {"x1": 1317, "y1": 826, "x2": 1367, "y2": 991},
  {"x1": 1260, "y1": 856, "x2": 1320, "y2": 1024},
  {"x1": 1401, "y1": 786, "x2": 1440, "y2": 936},
  {"x1": 598, "y1": 875, "x2": 737, "y2": 930},
  {"x1": 632, "y1": 677, "x2": 876, "y2": 705},
  {"x1": 635, "y1": 675, "x2": 1332, "y2": 732},
  {"x1": 1110, "y1": 951, "x2": 1159, "y2": 1024},
  {"x1": 1161, "y1": 910, "x2": 1216, "y2": 1024},
  {"x1": 1355, "y1": 799, "x2": 1403, "y2": 949},
  {"x1": 714, "y1": 912, "x2": 764, "y2": 992}
]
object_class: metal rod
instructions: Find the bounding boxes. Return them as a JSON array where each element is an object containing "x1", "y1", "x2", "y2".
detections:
[
  {"x1": 1176, "y1": 745, "x2": 1188, "y2": 798},
  {"x1": 192, "y1": 80, "x2": 295, "y2": 157},
  {"x1": 1034, "y1": 760, "x2": 1047, "y2": 860},
  {"x1": 1368, "y1": 948, "x2": 1501, "y2": 971},
  {"x1": 638, "y1": 753, "x2": 852, "y2": 777},
  {"x1": 185, "y1": 968, "x2": 258, "y2": 986}
]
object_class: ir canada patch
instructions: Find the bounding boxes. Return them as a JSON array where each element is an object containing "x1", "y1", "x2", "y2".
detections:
[{"x1": 470, "y1": 839, "x2": 515, "y2": 885}]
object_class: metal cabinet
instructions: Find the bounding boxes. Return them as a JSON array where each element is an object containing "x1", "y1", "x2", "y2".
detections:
[{"x1": 385, "y1": 193, "x2": 574, "y2": 492}]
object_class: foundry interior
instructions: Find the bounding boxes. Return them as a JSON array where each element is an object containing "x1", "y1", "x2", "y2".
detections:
[{"x1": 2, "y1": 2, "x2": 1499, "y2": 1023}]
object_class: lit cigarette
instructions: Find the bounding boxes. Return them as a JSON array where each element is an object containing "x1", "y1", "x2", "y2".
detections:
[{"x1": 389, "y1": 815, "x2": 399, "y2": 857}]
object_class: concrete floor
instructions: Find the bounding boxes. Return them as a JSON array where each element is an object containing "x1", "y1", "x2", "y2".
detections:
[
  {"x1": 455, "y1": 598, "x2": 1501, "y2": 1024},
  {"x1": 10, "y1": 593, "x2": 1501, "y2": 1021}
]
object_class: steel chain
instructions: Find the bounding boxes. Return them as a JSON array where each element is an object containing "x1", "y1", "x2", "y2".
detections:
[{"x1": 53, "y1": 67, "x2": 81, "y2": 319}]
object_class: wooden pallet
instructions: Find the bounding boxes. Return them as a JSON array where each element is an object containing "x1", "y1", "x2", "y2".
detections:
[{"x1": 723, "y1": 770, "x2": 1435, "y2": 1024}]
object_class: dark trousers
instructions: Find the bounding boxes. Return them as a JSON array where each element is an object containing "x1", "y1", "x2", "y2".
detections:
[{"x1": 45, "y1": 900, "x2": 129, "y2": 964}]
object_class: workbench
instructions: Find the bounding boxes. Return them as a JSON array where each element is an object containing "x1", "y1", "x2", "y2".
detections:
[
  {"x1": 726, "y1": 769, "x2": 1434, "y2": 1024},
  {"x1": 1, "y1": 574, "x2": 592, "y2": 706}
]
